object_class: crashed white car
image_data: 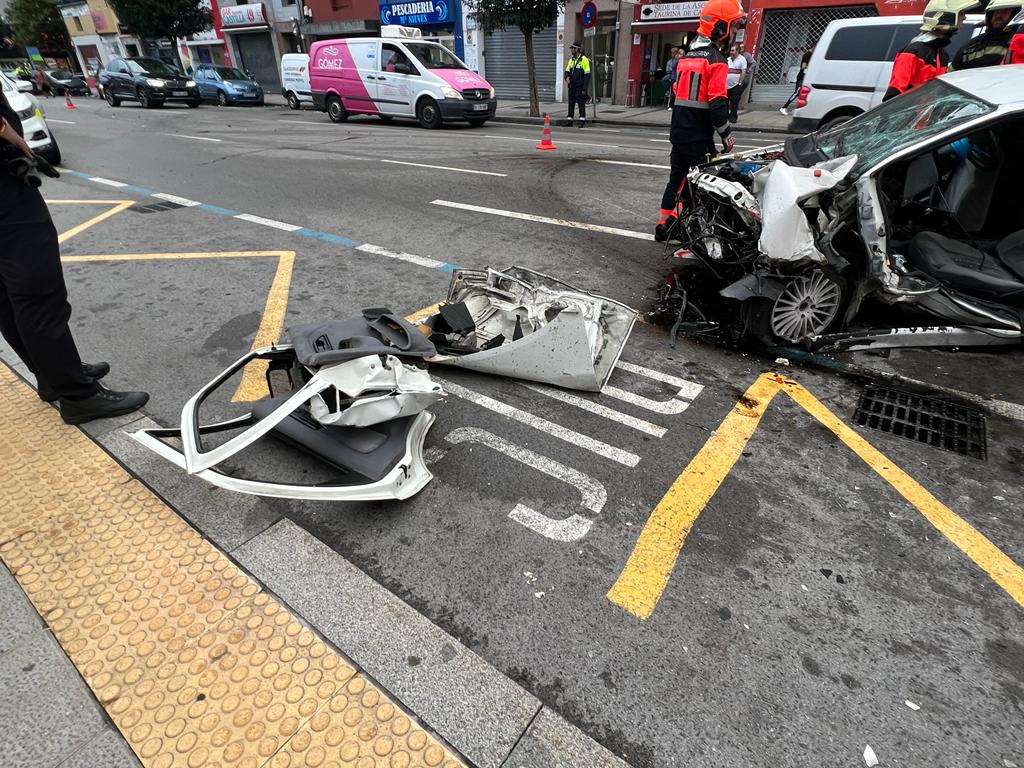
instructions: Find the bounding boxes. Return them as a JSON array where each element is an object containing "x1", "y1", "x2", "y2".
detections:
[
  {"x1": 651, "y1": 67, "x2": 1024, "y2": 351},
  {"x1": 0, "y1": 71, "x2": 60, "y2": 164}
]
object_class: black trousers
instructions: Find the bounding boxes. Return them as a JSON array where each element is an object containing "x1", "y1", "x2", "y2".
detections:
[
  {"x1": 782, "y1": 71, "x2": 806, "y2": 109},
  {"x1": 728, "y1": 85, "x2": 744, "y2": 122},
  {"x1": 660, "y1": 140, "x2": 716, "y2": 212},
  {"x1": 567, "y1": 87, "x2": 586, "y2": 120},
  {"x1": 0, "y1": 215, "x2": 99, "y2": 399}
]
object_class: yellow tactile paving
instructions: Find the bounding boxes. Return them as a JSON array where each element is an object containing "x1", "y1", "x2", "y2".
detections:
[{"x1": 0, "y1": 363, "x2": 467, "y2": 768}]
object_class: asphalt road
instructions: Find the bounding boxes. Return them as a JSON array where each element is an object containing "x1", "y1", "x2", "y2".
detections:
[{"x1": 27, "y1": 95, "x2": 1024, "y2": 767}]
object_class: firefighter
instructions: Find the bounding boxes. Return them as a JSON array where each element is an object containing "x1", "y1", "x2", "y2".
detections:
[
  {"x1": 655, "y1": 0, "x2": 745, "y2": 242},
  {"x1": 949, "y1": 0, "x2": 1020, "y2": 70},
  {"x1": 1005, "y1": 8, "x2": 1024, "y2": 63},
  {"x1": 564, "y1": 42, "x2": 591, "y2": 127},
  {"x1": 0, "y1": 90, "x2": 149, "y2": 425},
  {"x1": 883, "y1": 0, "x2": 979, "y2": 101}
]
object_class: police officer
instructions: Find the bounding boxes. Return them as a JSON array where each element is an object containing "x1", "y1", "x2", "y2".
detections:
[
  {"x1": 564, "y1": 42, "x2": 591, "y2": 128},
  {"x1": 0, "y1": 89, "x2": 149, "y2": 425},
  {"x1": 655, "y1": 0, "x2": 744, "y2": 242},
  {"x1": 950, "y1": 0, "x2": 1020, "y2": 70},
  {"x1": 883, "y1": 0, "x2": 979, "y2": 101}
]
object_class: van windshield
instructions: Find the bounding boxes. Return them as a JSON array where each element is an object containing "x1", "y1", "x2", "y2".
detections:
[{"x1": 403, "y1": 43, "x2": 465, "y2": 70}]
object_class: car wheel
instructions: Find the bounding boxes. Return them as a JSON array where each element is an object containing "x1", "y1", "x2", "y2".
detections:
[
  {"x1": 217, "y1": 91, "x2": 229, "y2": 107},
  {"x1": 326, "y1": 95, "x2": 347, "y2": 123},
  {"x1": 416, "y1": 98, "x2": 442, "y2": 129},
  {"x1": 741, "y1": 271, "x2": 846, "y2": 346},
  {"x1": 378, "y1": 114, "x2": 393, "y2": 123},
  {"x1": 467, "y1": 117, "x2": 488, "y2": 127},
  {"x1": 139, "y1": 88, "x2": 155, "y2": 108},
  {"x1": 287, "y1": 92, "x2": 300, "y2": 110},
  {"x1": 187, "y1": 99, "x2": 200, "y2": 108},
  {"x1": 105, "y1": 89, "x2": 120, "y2": 107},
  {"x1": 39, "y1": 136, "x2": 61, "y2": 166}
]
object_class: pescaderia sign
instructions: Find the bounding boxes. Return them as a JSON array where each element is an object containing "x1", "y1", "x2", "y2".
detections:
[
  {"x1": 379, "y1": 0, "x2": 450, "y2": 26},
  {"x1": 221, "y1": 3, "x2": 268, "y2": 27}
]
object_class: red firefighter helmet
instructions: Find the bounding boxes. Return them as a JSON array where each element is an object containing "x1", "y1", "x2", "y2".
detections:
[{"x1": 697, "y1": 0, "x2": 747, "y2": 41}]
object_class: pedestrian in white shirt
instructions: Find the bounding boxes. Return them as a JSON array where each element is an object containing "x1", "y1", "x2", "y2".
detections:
[{"x1": 726, "y1": 43, "x2": 747, "y2": 123}]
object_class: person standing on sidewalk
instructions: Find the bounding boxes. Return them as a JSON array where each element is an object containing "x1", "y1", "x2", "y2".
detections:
[
  {"x1": 726, "y1": 43, "x2": 747, "y2": 123},
  {"x1": 564, "y1": 42, "x2": 591, "y2": 127},
  {"x1": 0, "y1": 90, "x2": 149, "y2": 425},
  {"x1": 662, "y1": 46, "x2": 680, "y2": 109},
  {"x1": 655, "y1": 0, "x2": 744, "y2": 242},
  {"x1": 33, "y1": 67, "x2": 50, "y2": 98},
  {"x1": 779, "y1": 48, "x2": 812, "y2": 115}
]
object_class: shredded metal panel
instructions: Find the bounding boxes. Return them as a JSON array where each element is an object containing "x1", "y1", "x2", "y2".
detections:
[{"x1": 853, "y1": 385, "x2": 987, "y2": 460}]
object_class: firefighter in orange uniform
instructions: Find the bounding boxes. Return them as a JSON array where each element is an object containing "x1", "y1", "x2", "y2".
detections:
[
  {"x1": 883, "y1": 0, "x2": 979, "y2": 102},
  {"x1": 655, "y1": 0, "x2": 746, "y2": 242}
]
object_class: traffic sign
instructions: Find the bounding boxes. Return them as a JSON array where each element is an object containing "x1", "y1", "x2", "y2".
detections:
[{"x1": 581, "y1": 1, "x2": 598, "y2": 28}]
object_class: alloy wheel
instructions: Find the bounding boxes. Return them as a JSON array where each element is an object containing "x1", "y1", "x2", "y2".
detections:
[{"x1": 769, "y1": 272, "x2": 843, "y2": 342}]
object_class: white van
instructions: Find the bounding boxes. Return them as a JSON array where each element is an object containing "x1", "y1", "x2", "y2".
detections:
[
  {"x1": 789, "y1": 14, "x2": 982, "y2": 133},
  {"x1": 280, "y1": 52, "x2": 311, "y2": 110}
]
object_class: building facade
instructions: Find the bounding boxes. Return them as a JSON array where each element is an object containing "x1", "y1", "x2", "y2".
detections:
[
  {"x1": 217, "y1": 1, "x2": 302, "y2": 89},
  {"x1": 56, "y1": 0, "x2": 143, "y2": 74}
]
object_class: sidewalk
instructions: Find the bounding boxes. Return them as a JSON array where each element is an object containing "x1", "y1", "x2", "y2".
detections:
[{"x1": 492, "y1": 100, "x2": 796, "y2": 134}]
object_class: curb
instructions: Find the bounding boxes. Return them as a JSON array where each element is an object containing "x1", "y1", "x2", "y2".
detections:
[{"x1": 491, "y1": 114, "x2": 797, "y2": 135}]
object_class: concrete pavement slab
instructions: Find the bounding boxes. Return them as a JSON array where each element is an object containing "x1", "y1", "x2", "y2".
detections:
[
  {"x1": 504, "y1": 706, "x2": 633, "y2": 768},
  {"x1": 0, "y1": 565, "x2": 44, "y2": 655},
  {"x1": 58, "y1": 728, "x2": 143, "y2": 768},
  {"x1": 0, "y1": 630, "x2": 107, "y2": 768},
  {"x1": 234, "y1": 518, "x2": 542, "y2": 768}
]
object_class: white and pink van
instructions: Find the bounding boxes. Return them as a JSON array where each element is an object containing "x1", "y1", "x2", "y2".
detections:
[{"x1": 309, "y1": 26, "x2": 496, "y2": 129}]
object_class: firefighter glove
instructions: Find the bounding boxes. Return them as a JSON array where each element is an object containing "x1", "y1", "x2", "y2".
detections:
[{"x1": 718, "y1": 126, "x2": 735, "y2": 154}]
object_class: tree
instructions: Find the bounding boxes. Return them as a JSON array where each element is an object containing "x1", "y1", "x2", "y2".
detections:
[
  {"x1": 6, "y1": 0, "x2": 71, "y2": 51},
  {"x1": 466, "y1": 0, "x2": 563, "y2": 118},
  {"x1": 107, "y1": 0, "x2": 212, "y2": 69}
]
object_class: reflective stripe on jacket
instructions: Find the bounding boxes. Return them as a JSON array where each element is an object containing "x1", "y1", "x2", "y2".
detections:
[
  {"x1": 565, "y1": 54, "x2": 591, "y2": 89},
  {"x1": 884, "y1": 39, "x2": 948, "y2": 100},
  {"x1": 669, "y1": 44, "x2": 729, "y2": 144}
]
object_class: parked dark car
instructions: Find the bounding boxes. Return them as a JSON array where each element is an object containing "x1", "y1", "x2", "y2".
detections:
[
  {"x1": 46, "y1": 69, "x2": 90, "y2": 96},
  {"x1": 99, "y1": 57, "x2": 200, "y2": 109},
  {"x1": 194, "y1": 64, "x2": 264, "y2": 106}
]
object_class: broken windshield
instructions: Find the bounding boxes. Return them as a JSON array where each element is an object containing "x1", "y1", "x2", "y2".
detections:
[{"x1": 813, "y1": 79, "x2": 994, "y2": 178}]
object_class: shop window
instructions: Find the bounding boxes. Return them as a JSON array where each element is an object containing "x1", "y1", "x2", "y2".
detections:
[
  {"x1": 73, "y1": 16, "x2": 84, "y2": 32},
  {"x1": 825, "y1": 26, "x2": 896, "y2": 62}
]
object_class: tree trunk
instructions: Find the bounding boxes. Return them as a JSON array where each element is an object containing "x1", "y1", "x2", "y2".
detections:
[{"x1": 523, "y1": 27, "x2": 539, "y2": 118}]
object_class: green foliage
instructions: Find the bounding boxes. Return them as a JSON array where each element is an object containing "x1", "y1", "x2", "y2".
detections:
[
  {"x1": 6, "y1": 0, "x2": 71, "y2": 49},
  {"x1": 107, "y1": 0, "x2": 212, "y2": 40}
]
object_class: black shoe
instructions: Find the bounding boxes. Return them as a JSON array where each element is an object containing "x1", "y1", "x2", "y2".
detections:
[
  {"x1": 59, "y1": 385, "x2": 149, "y2": 425},
  {"x1": 38, "y1": 361, "x2": 111, "y2": 403},
  {"x1": 655, "y1": 215, "x2": 677, "y2": 243}
]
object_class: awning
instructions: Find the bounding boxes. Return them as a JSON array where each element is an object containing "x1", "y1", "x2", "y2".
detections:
[
  {"x1": 631, "y1": 20, "x2": 698, "y2": 33},
  {"x1": 185, "y1": 38, "x2": 224, "y2": 46},
  {"x1": 222, "y1": 25, "x2": 268, "y2": 33}
]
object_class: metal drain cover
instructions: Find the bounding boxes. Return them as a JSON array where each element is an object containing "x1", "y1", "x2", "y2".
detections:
[
  {"x1": 853, "y1": 385, "x2": 987, "y2": 460},
  {"x1": 130, "y1": 201, "x2": 185, "y2": 214}
]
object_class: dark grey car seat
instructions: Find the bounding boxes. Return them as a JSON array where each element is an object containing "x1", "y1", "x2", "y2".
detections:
[{"x1": 907, "y1": 231, "x2": 1024, "y2": 305}]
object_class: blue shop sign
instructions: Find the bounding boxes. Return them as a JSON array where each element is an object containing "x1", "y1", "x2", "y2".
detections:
[{"x1": 379, "y1": 0, "x2": 450, "y2": 25}]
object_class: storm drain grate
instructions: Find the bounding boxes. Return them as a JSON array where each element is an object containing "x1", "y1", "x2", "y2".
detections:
[
  {"x1": 853, "y1": 385, "x2": 987, "y2": 460},
  {"x1": 130, "y1": 201, "x2": 185, "y2": 214}
]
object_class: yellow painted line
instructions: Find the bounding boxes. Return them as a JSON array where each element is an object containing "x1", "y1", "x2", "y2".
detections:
[
  {"x1": 60, "y1": 251, "x2": 296, "y2": 404},
  {"x1": 783, "y1": 380, "x2": 1024, "y2": 608},
  {"x1": 55, "y1": 200, "x2": 135, "y2": 244},
  {"x1": 0, "y1": 361, "x2": 466, "y2": 768},
  {"x1": 607, "y1": 373, "x2": 782, "y2": 619},
  {"x1": 609, "y1": 372, "x2": 1024, "y2": 619}
]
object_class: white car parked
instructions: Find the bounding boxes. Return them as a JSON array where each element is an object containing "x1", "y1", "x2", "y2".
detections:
[{"x1": 1, "y1": 71, "x2": 60, "y2": 164}]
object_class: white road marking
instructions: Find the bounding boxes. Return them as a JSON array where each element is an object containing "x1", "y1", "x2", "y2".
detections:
[
  {"x1": 649, "y1": 139, "x2": 671, "y2": 143},
  {"x1": 233, "y1": 213, "x2": 303, "y2": 231},
  {"x1": 590, "y1": 159, "x2": 670, "y2": 170},
  {"x1": 160, "y1": 133, "x2": 222, "y2": 143},
  {"x1": 89, "y1": 176, "x2": 127, "y2": 188},
  {"x1": 381, "y1": 159, "x2": 506, "y2": 177},
  {"x1": 603, "y1": 361, "x2": 704, "y2": 415},
  {"x1": 355, "y1": 243, "x2": 443, "y2": 269},
  {"x1": 46, "y1": 118, "x2": 76, "y2": 125},
  {"x1": 484, "y1": 134, "x2": 621, "y2": 149},
  {"x1": 520, "y1": 382, "x2": 667, "y2": 437},
  {"x1": 436, "y1": 378, "x2": 640, "y2": 467},
  {"x1": 445, "y1": 427, "x2": 605, "y2": 542},
  {"x1": 151, "y1": 192, "x2": 201, "y2": 207},
  {"x1": 431, "y1": 200, "x2": 654, "y2": 241}
]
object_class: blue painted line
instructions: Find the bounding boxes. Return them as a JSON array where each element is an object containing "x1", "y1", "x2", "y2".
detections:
[
  {"x1": 122, "y1": 184, "x2": 155, "y2": 196},
  {"x1": 294, "y1": 227, "x2": 360, "y2": 248},
  {"x1": 199, "y1": 203, "x2": 240, "y2": 216},
  {"x1": 438, "y1": 263, "x2": 457, "y2": 272}
]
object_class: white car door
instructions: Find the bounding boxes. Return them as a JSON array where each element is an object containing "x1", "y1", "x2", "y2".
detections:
[{"x1": 375, "y1": 42, "x2": 416, "y2": 117}]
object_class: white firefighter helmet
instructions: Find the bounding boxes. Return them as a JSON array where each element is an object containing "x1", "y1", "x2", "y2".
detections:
[
  {"x1": 1009, "y1": 6, "x2": 1024, "y2": 28},
  {"x1": 920, "y1": 0, "x2": 980, "y2": 33}
]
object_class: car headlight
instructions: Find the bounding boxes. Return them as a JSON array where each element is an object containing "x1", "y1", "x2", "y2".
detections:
[
  {"x1": 17, "y1": 105, "x2": 34, "y2": 120},
  {"x1": 439, "y1": 84, "x2": 462, "y2": 100},
  {"x1": 146, "y1": 78, "x2": 165, "y2": 88},
  {"x1": 488, "y1": 86, "x2": 495, "y2": 98},
  {"x1": 186, "y1": 80, "x2": 196, "y2": 88}
]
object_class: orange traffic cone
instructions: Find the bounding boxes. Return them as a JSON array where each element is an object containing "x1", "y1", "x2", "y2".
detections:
[
  {"x1": 536, "y1": 114, "x2": 557, "y2": 150},
  {"x1": 65, "y1": 91, "x2": 76, "y2": 109}
]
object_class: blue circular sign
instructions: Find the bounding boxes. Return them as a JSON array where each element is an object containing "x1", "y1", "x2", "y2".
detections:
[{"x1": 581, "y1": 1, "x2": 597, "y2": 28}]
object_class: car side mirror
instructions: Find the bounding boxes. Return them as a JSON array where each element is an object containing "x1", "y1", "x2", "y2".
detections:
[{"x1": 393, "y1": 62, "x2": 412, "y2": 75}]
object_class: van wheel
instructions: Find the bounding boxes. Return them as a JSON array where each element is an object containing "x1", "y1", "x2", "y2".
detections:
[
  {"x1": 417, "y1": 98, "x2": 442, "y2": 129},
  {"x1": 327, "y1": 95, "x2": 348, "y2": 123},
  {"x1": 287, "y1": 92, "x2": 300, "y2": 110},
  {"x1": 819, "y1": 113, "x2": 858, "y2": 132}
]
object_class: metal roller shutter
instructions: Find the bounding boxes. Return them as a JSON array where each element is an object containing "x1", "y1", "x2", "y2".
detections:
[
  {"x1": 482, "y1": 26, "x2": 557, "y2": 101},
  {"x1": 751, "y1": 5, "x2": 876, "y2": 103}
]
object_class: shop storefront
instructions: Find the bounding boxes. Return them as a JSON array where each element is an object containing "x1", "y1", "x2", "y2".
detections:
[
  {"x1": 625, "y1": 0, "x2": 701, "y2": 107},
  {"x1": 378, "y1": 0, "x2": 465, "y2": 57},
  {"x1": 744, "y1": 0, "x2": 928, "y2": 103},
  {"x1": 561, "y1": 1, "x2": 619, "y2": 103},
  {"x1": 221, "y1": 3, "x2": 282, "y2": 89}
]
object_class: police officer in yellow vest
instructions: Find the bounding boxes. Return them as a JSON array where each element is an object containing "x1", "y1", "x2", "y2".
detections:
[{"x1": 564, "y1": 42, "x2": 591, "y2": 127}]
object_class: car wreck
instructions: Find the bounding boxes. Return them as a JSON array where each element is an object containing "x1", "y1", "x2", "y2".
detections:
[
  {"x1": 649, "y1": 69, "x2": 1024, "y2": 353},
  {"x1": 134, "y1": 267, "x2": 636, "y2": 501}
]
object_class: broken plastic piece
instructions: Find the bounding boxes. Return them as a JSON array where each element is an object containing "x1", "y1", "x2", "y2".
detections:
[
  {"x1": 905, "y1": 700, "x2": 920, "y2": 711},
  {"x1": 864, "y1": 745, "x2": 879, "y2": 767}
]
